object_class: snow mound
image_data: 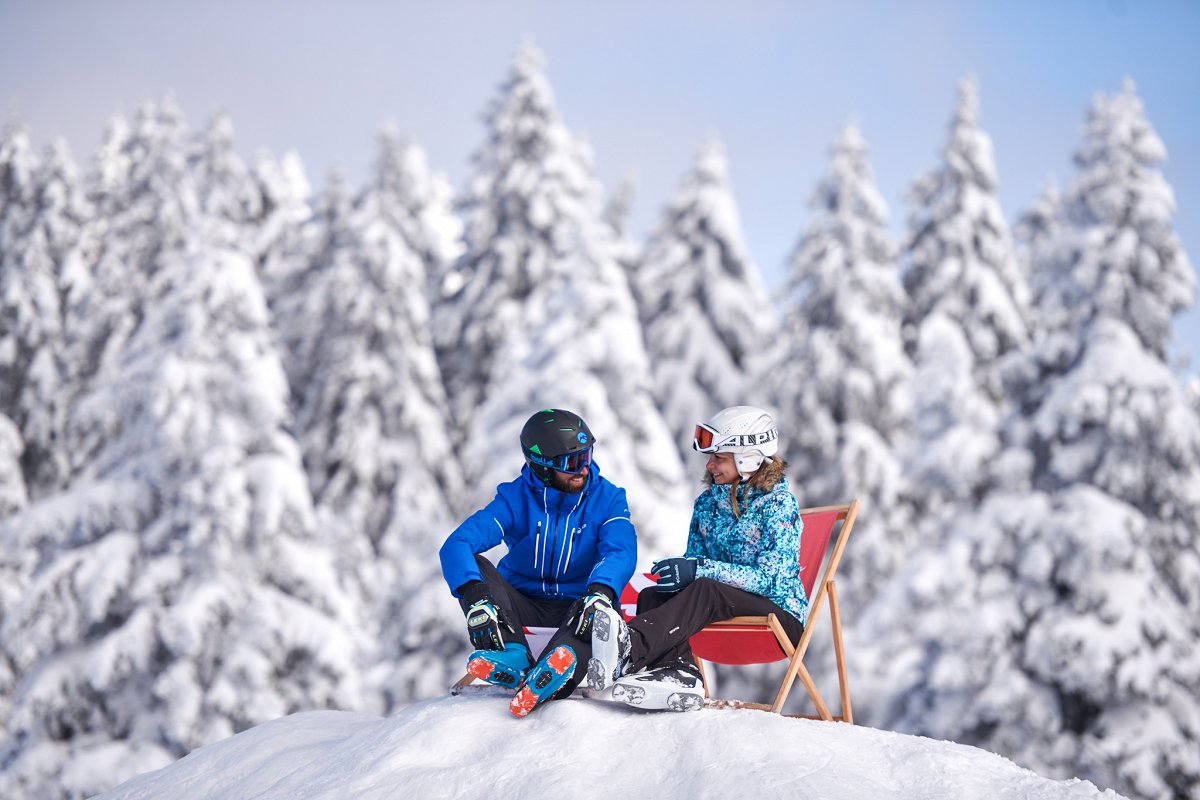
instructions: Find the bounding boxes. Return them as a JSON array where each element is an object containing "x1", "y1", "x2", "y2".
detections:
[{"x1": 96, "y1": 692, "x2": 1127, "y2": 799}]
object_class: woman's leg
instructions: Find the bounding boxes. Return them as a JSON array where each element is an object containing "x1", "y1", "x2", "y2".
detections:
[{"x1": 628, "y1": 578, "x2": 802, "y2": 671}]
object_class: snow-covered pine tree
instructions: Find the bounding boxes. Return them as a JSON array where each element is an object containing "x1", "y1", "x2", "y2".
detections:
[
  {"x1": 0, "y1": 411, "x2": 22, "y2": 761},
  {"x1": 0, "y1": 99, "x2": 368, "y2": 799},
  {"x1": 190, "y1": 111, "x2": 258, "y2": 234},
  {"x1": 1010, "y1": 177, "x2": 1061, "y2": 349},
  {"x1": 764, "y1": 122, "x2": 911, "y2": 606},
  {"x1": 0, "y1": 124, "x2": 86, "y2": 497},
  {"x1": 249, "y1": 149, "x2": 315, "y2": 311},
  {"x1": 859, "y1": 80, "x2": 1200, "y2": 800},
  {"x1": 0, "y1": 412, "x2": 25, "y2": 518},
  {"x1": 0, "y1": 123, "x2": 41, "y2": 464},
  {"x1": 369, "y1": 124, "x2": 464, "y2": 310},
  {"x1": 903, "y1": 76, "x2": 1030, "y2": 387},
  {"x1": 432, "y1": 43, "x2": 689, "y2": 552},
  {"x1": 901, "y1": 77, "x2": 1030, "y2": 531},
  {"x1": 270, "y1": 128, "x2": 467, "y2": 707},
  {"x1": 63, "y1": 99, "x2": 193, "y2": 476},
  {"x1": 631, "y1": 139, "x2": 778, "y2": 464}
]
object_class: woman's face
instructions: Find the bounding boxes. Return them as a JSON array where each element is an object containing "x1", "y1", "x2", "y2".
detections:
[{"x1": 706, "y1": 452, "x2": 740, "y2": 485}]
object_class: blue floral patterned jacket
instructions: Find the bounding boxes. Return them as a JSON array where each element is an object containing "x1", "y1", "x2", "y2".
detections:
[{"x1": 685, "y1": 477, "x2": 808, "y2": 625}]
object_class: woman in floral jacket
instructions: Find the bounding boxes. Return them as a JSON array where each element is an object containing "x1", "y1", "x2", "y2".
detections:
[{"x1": 587, "y1": 406, "x2": 807, "y2": 711}]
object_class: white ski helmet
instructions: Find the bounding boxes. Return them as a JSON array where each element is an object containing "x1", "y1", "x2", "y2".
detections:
[{"x1": 692, "y1": 405, "x2": 780, "y2": 479}]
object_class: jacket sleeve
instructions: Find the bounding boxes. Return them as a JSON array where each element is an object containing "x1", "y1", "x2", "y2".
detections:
[
  {"x1": 585, "y1": 487, "x2": 637, "y2": 596},
  {"x1": 682, "y1": 496, "x2": 709, "y2": 560},
  {"x1": 439, "y1": 488, "x2": 518, "y2": 597},
  {"x1": 696, "y1": 491, "x2": 803, "y2": 599}
]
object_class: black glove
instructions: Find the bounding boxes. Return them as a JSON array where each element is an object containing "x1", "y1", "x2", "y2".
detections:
[
  {"x1": 566, "y1": 582, "x2": 618, "y2": 638},
  {"x1": 651, "y1": 557, "x2": 699, "y2": 593},
  {"x1": 457, "y1": 580, "x2": 514, "y2": 651}
]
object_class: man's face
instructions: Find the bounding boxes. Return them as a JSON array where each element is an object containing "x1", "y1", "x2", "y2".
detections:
[{"x1": 551, "y1": 468, "x2": 588, "y2": 494}]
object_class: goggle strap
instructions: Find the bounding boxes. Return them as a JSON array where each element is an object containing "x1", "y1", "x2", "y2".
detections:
[{"x1": 694, "y1": 424, "x2": 779, "y2": 453}]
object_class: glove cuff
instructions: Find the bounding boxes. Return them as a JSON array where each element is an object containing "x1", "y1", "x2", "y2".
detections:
[
  {"x1": 456, "y1": 580, "x2": 490, "y2": 607},
  {"x1": 586, "y1": 582, "x2": 617, "y2": 604}
]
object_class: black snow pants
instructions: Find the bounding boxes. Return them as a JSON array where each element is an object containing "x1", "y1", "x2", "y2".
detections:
[
  {"x1": 470, "y1": 555, "x2": 592, "y2": 697},
  {"x1": 629, "y1": 577, "x2": 803, "y2": 672}
]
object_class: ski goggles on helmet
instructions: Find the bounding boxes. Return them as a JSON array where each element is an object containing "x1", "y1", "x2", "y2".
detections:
[
  {"x1": 528, "y1": 445, "x2": 593, "y2": 474},
  {"x1": 693, "y1": 423, "x2": 779, "y2": 454}
]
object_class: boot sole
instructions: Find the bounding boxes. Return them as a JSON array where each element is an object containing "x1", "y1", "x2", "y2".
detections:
[
  {"x1": 612, "y1": 676, "x2": 704, "y2": 712},
  {"x1": 509, "y1": 646, "x2": 576, "y2": 718},
  {"x1": 586, "y1": 611, "x2": 617, "y2": 690},
  {"x1": 467, "y1": 657, "x2": 522, "y2": 689}
]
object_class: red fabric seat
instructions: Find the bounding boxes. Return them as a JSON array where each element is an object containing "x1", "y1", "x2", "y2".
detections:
[{"x1": 688, "y1": 509, "x2": 838, "y2": 665}]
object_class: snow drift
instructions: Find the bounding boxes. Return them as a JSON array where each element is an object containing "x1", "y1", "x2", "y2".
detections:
[{"x1": 96, "y1": 692, "x2": 1127, "y2": 800}]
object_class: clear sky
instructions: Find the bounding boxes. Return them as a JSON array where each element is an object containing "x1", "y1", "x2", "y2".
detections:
[{"x1": 3, "y1": 0, "x2": 1198, "y2": 359}]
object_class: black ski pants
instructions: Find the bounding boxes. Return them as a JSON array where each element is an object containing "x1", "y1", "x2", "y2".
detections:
[
  {"x1": 629, "y1": 577, "x2": 803, "y2": 672},
  {"x1": 471, "y1": 555, "x2": 592, "y2": 697}
]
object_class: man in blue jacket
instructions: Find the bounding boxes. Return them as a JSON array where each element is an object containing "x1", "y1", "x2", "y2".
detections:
[{"x1": 439, "y1": 408, "x2": 637, "y2": 718}]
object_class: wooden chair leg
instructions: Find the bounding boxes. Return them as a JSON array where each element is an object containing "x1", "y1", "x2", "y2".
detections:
[
  {"x1": 773, "y1": 659, "x2": 833, "y2": 719},
  {"x1": 828, "y1": 580, "x2": 853, "y2": 724},
  {"x1": 450, "y1": 672, "x2": 475, "y2": 695}
]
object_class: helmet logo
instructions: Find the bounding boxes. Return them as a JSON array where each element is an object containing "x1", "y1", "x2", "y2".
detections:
[
  {"x1": 529, "y1": 444, "x2": 542, "y2": 455},
  {"x1": 577, "y1": 432, "x2": 589, "y2": 444}
]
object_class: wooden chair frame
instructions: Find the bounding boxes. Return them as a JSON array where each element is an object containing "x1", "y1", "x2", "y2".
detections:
[{"x1": 693, "y1": 500, "x2": 859, "y2": 720}]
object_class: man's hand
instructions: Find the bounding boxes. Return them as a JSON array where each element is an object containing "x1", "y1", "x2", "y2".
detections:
[
  {"x1": 651, "y1": 557, "x2": 698, "y2": 593},
  {"x1": 567, "y1": 583, "x2": 617, "y2": 638},
  {"x1": 458, "y1": 581, "x2": 513, "y2": 651}
]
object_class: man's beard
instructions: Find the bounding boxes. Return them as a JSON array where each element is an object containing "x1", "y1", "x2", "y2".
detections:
[{"x1": 552, "y1": 471, "x2": 588, "y2": 494}]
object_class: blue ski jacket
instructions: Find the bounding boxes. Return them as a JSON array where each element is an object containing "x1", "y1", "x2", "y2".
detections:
[
  {"x1": 685, "y1": 477, "x2": 808, "y2": 624},
  {"x1": 440, "y1": 462, "x2": 638, "y2": 601}
]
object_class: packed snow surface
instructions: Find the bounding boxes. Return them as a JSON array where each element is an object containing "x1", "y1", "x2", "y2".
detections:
[{"x1": 97, "y1": 691, "x2": 1127, "y2": 800}]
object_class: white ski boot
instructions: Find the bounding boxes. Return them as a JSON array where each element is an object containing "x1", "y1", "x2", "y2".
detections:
[
  {"x1": 611, "y1": 663, "x2": 705, "y2": 712},
  {"x1": 587, "y1": 604, "x2": 631, "y2": 690}
]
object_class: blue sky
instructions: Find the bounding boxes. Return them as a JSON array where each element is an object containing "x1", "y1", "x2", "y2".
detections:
[{"x1": 3, "y1": 0, "x2": 1198, "y2": 360}]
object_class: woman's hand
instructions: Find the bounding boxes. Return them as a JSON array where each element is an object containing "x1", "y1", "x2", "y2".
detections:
[{"x1": 651, "y1": 557, "x2": 698, "y2": 593}]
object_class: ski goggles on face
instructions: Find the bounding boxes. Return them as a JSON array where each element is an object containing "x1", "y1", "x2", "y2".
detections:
[
  {"x1": 529, "y1": 446, "x2": 593, "y2": 474},
  {"x1": 693, "y1": 423, "x2": 779, "y2": 453}
]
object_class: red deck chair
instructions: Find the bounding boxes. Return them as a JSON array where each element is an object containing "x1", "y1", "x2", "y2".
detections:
[{"x1": 678, "y1": 500, "x2": 860, "y2": 720}]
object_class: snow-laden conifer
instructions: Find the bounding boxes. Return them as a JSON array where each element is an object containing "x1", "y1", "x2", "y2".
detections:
[
  {"x1": 859, "y1": 80, "x2": 1200, "y2": 800},
  {"x1": 0, "y1": 125, "x2": 87, "y2": 496},
  {"x1": 65, "y1": 99, "x2": 194, "y2": 472},
  {"x1": 632, "y1": 139, "x2": 777, "y2": 462},
  {"x1": 433, "y1": 44, "x2": 688, "y2": 551},
  {"x1": 901, "y1": 78, "x2": 1030, "y2": 531},
  {"x1": 765, "y1": 122, "x2": 911, "y2": 604},
  {"x1": 250, "y1": 149, "x2": 315, "y2": 311},
  {"x1": 191, "y1": 111, "x2": 258, "y2": 236},
  {"x1": 0, "y1": 124, "x2": 44, "y2": 474},
  {"x1": 0, "y1": 100, "x2": 368, "y2": 799},
  {"x1": 0, "y1": 412, "x2": 25, "y2": 518},
  {"x1": 271, "y1": 129, "x2": 467, "y2": 706},
  {"x1": 1010, "y1": 178, "x2": 1061, "y2": 348},
  {"x1": 903, "y1": 77, "x2": 1030, "y2": 390}
]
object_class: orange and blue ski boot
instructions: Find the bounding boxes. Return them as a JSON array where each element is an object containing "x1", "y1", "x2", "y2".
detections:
[
  {"x1": 466, "y1": 643, "x2": 532, "y2": 689},
  {"x1": 508, "y1": 645, "x2": 576, "y2": 718}
]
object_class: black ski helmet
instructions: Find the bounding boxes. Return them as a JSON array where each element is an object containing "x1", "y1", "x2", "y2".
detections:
[{"x1": 520, "y1": 408, "x2": 595, "y2": 485}]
